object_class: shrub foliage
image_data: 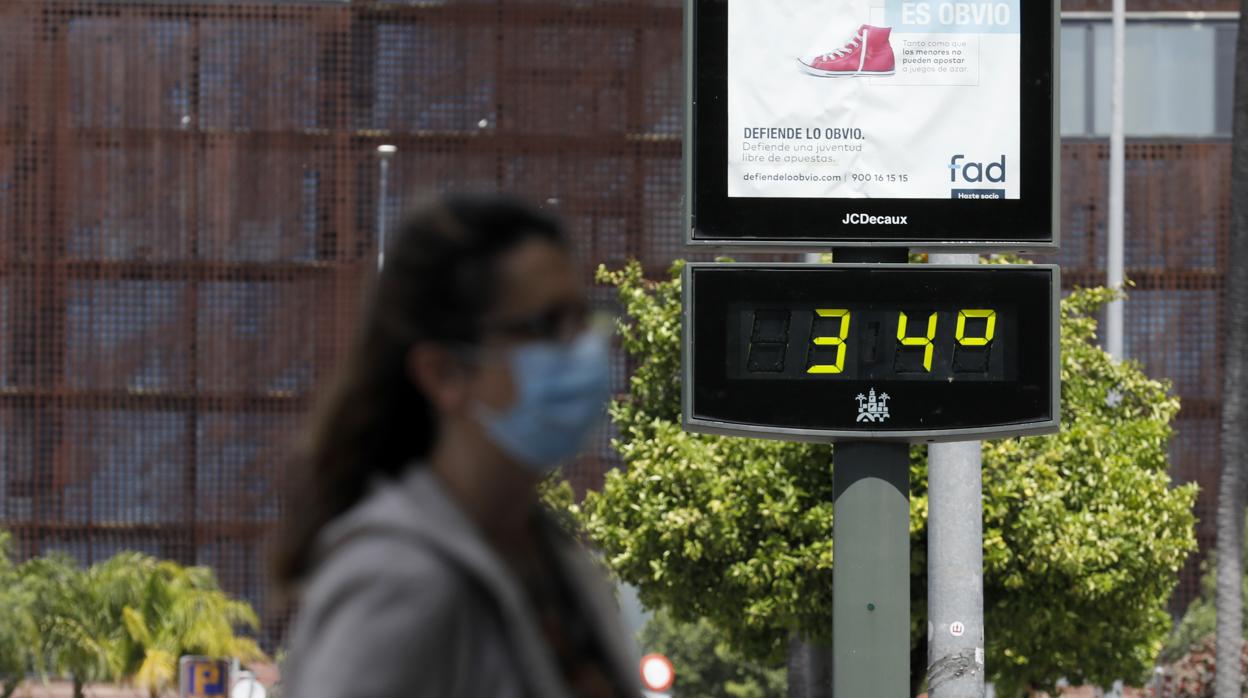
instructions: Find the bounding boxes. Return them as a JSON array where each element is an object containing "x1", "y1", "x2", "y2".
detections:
[{"x1": 567, "y1": 261, "x2": 1196, "y2": 695}]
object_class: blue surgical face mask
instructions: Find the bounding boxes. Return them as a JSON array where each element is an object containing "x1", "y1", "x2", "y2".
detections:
[{"x1": 475, "y1": 329, "x2": 611, "y2": 472}]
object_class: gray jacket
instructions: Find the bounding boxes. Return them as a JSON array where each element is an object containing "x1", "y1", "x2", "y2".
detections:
[{"x1": 282, "y1": 466, "x2": 641, "y2": 698}]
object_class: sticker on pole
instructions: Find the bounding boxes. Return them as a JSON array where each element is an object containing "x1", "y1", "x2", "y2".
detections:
[{"x1": 950, "y1": 621, "x2": 966, "y2": 637}]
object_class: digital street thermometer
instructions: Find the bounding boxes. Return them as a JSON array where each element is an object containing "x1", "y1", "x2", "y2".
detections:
[{"x1": 682, "y1": 263, "x2": 1059, "y2": 442}]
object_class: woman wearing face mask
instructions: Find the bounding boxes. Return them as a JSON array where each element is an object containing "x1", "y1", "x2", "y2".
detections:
[{"x1": 274, "y1": 194, "x2": 640, "y2": 698}]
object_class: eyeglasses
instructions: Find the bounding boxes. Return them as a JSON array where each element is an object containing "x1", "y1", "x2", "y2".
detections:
[{"x1": 478, "y1": 304, "x2": 612, "y2": 345}]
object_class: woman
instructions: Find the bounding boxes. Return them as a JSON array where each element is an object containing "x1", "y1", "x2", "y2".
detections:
[{"x1": 275, "y1": 194, "x2": 640, "y2": 697}]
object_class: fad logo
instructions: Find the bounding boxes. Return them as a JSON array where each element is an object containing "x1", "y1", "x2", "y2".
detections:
[{"x1": 949, "y1": 154, "x2": 1007, "y2": 184}]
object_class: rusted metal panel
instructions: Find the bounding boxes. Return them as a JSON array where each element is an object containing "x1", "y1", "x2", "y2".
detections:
[{"x1": 0, "y1": 0, "x2": 1231, "y2": 642}]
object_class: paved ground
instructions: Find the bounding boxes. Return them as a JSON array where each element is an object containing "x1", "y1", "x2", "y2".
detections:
[
  {"x1": 13, "y1": 686, "x2": 1144, "y2": 697},
  {"x1": 12, "y1": 684, "x2": 147, "y2": 697},
  {"x1": 918, "y1": 689, "x2": 1150, "y2": 697},
  {"x1": 9, "y1": 663, "x2": 280, "y2": 698}
]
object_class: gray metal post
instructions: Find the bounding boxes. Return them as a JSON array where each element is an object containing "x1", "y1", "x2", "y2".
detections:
[
  {"x1": 375, "y1": 144, "x2": 397, "y2": 270},
  {"x1": 788, "y1": 254, "x2": 835, "y2": 698},
  {"x1": 787, "y1": 634, "x2": 832, "y2": 698},
  {"x1": 926, "y1": 253, "x2": 986, "y2": 698},
  {"x1": 833, "y1": 441, "x2": 910, "y2": 698}
]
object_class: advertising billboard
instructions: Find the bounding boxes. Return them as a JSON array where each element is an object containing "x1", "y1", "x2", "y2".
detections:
[{"x1": 686, "y1": 0, "x2": 1058, "y2": 250}]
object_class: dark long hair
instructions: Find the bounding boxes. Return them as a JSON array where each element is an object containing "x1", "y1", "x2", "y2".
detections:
[{"x1": 273, "y1": 193, "x2": 567, "y2": 588}]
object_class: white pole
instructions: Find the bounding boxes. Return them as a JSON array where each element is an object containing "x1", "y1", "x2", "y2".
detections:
[
  {"x1": 1106, "y1": 0, "x2": 1126, "y2": 360},
  {"x1": 376, "y1": 145, "x2": 397, "y2": 271},
  {"x1": 925, "y1": 252, "x2": 985, "y2": 698}
]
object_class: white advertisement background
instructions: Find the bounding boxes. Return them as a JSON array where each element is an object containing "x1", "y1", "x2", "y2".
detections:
[{"x1": 727, "y1": 0, "x2": 1021, "y2": 199}]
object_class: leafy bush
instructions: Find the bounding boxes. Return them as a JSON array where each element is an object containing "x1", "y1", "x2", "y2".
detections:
[
  {"x1": 1157, "y1": 537, "x2": 1248, "y2": 696},
  {"x1": 1160, "y1": 635, "x2": 1248, "y2": 697},
  {"x1": 1163, "y1": 537, "x2": 1248, "y2": 664},
  {"x1": 565, "y1": 261, "x2": 1197, "y2": 696},
  {"x1": 639, "y1": 607, "x2": 786, "y2": 698}
]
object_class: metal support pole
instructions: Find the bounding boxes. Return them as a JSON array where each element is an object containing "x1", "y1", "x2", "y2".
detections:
[
  {"x1": 1106, "y1": 0, "x2": 1126, "y2": 360},
  {"x1": 925, "y1": 441, "x2": 984, "y2": 697},
  {"x1": 789, "y1": 254, "x2": 829, "y2": 698},
  {"x1": 375, "y1": 144, "x2": 397, "y2": 271},
  {"x1": 926, "y1": 254, "x2": 985, "y2": 698},
  {"x1": 787, "y1": 634, "x2": 832, "y2": 698},
  {"x1": 790, "y1": 249, "x2": 834, "y2": 698},
  {"x1": 833, "y1": 441, "x2": 911, "y2": 698}
]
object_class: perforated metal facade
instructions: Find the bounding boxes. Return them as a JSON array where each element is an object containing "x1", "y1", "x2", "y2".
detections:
[
  {"x1": 1059, "y1": 139, "x2": 1230, "y2": 606},
  {"x1": 0, "y1": 1, "x2": 1231, "y2": 645}
]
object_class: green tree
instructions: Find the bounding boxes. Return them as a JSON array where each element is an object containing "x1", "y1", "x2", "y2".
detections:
[
  {"x1": 640, "y1": 607, "x2": 786, "y2": 698},
  {"x1": 22, "y1": 554, "x2": 127, "y2": 698},
  {"x1": 113, "y1": 556, "x2": 265, "y2": 698},
  {"x1": 0, "y1": 533, "x2": 40, "y2": 698},
  {"x1": 974, "y1": 285, "x2": 1196, "y2": 695},
  {"x1": 18, "y1": 550, "x2": 264, "y2": 698},
  {"x1": 570, "y1": 261, "x2": 1196, "y2": 696}
]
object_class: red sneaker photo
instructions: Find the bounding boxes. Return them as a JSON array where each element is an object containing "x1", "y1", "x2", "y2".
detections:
[{"x1": 799, "y1": 24, "x2": 896, "y2": 78}]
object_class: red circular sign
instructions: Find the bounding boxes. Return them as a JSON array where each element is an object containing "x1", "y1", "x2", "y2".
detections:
[{"x1": 640, "y1": 654, "x2": 675, "y2": 692}]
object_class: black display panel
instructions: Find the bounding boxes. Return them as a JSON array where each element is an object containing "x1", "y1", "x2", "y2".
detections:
[
  {"x1": 683, "y1": 264, "x2": 1059, "y2": 441},
  {"x1": 684, "y1": 0, "x2": 1059, "y2": 250}
]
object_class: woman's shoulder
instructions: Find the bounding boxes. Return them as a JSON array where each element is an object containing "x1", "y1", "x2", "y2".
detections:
[
  {"x1": 305, "y1": 480, "x2": 460, "y2": 595},
  {"x1": 282, "y1": 501, "x2": 512, "y2": 698},
  {"x1": 296, "y1": 520, "x2": 465, "y2": 644},
  {"x1": 297, "y1": 466, "x2": 503, "y2": 613},
  {"x1": 313, "y1": 518, "x2": 455, "y2": 586}
]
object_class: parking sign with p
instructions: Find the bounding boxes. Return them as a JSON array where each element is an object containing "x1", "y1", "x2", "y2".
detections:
[{"x1": 180, "y1": 657, "x2": 229, "y2": 698}]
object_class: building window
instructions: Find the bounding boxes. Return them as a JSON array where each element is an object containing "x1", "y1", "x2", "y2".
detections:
[{"x1": 1061, "y1": 18, "x2": 1236, "y2": 137}]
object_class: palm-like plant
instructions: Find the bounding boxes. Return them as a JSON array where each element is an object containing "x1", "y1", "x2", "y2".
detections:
[
  {"x1": 21, "y1": 555, "x2": 128, "y2": 698},
  {"x1": 2, "y1": 546, "x2": 264, "y2": 698},
  {"x1": 0, "y1": 533, "x2": 40, "y2": 698},
  {"x1": 113, "y1": 558, "x2": 265, "y2": 698}
]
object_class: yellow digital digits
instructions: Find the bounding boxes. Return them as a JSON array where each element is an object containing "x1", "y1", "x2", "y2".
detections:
[
  {"x1": 807, "y1": 309, "x2": 851, "y2": 374},
  {"x1": 897, "y1": 311, "x2": 938, "y2": 371},
  {"x1": 956, "y1": 309, "x2": 997, "y2": 346},
  {"x1": 799, "y1": 307, "x2": 996, "y2": 376}
]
